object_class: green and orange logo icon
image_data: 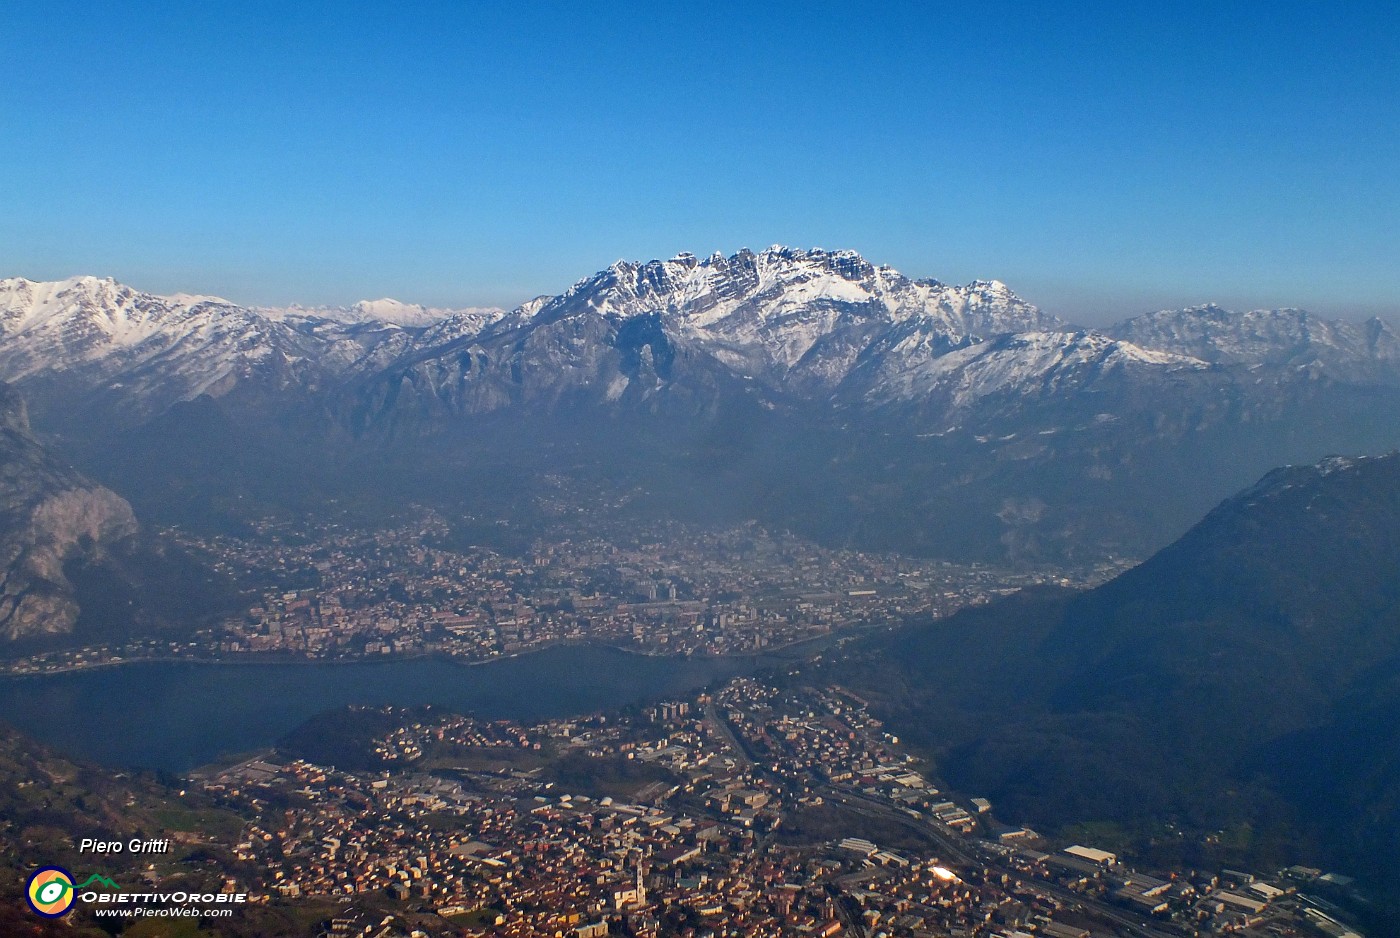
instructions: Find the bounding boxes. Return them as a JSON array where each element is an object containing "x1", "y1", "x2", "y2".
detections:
[
  {"x1": 26, "y1": 867, "x2": 120, "y2": 917},
  {"x1": 27, "y1": 866, "x2": 76, "y2": 917}
]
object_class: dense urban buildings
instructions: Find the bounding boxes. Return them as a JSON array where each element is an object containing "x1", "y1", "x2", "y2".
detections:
[
  {"x1": 177, "y1": 679, "x2": 1356, "y2": 937},
  {"x1": 1, "y1": 514, "x2": 1121, "y2": 675}
]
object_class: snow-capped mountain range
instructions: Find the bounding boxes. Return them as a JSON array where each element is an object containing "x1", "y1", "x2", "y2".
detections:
[
  {"x1": 1, "y1": 247, "x2": 1396, "y2": 429},
  {"x1": 0, "y1": 275, "x2": 513, "y2": 419},
  {"x1": 5, "y1": 246, "x2": 1400, "y2": 570}
]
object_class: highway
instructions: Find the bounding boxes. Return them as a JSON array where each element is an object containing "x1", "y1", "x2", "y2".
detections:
[
  {"x1": 823, "y1": 787, "x2": 1185, "y2": 938},
  {"x1": 704, "y1": 700, "x2": 755, "y2": 768}
]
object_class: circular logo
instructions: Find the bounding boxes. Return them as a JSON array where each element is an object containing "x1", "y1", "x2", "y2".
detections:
[{"x1": 26, "y1": 866, "x2": 76, "y2": 918}]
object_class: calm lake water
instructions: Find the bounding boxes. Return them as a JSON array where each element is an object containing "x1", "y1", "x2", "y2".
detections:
[{"x1": 0, "y1": 645, "x2": 783, "y2": 772}]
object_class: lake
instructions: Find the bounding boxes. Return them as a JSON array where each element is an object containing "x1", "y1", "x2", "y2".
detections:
[{"x1": 0, "y1": 645, "x2": 784, "y2": 772}]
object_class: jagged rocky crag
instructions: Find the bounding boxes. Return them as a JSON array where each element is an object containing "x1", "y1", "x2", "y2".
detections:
[{"x1": 0, "y1": 383, "x2": 136, "y2": 640}]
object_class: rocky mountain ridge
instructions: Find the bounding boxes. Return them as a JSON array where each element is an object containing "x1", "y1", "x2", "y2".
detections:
[
  {"x1": 5, "y1": 252, "x2": 1397, "y2": 430},
  {"x1": 3, "y1": 250, "x2": 1083, "y2": 423}
]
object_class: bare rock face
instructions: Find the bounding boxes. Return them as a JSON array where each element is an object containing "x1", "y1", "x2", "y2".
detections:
[{"x1": 0, "y1": 383, "x2": 137, "y2": 640}]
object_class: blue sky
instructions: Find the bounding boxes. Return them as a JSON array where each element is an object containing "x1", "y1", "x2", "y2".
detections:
[{"x1": 3, "y1": 1, "x2": 1398, "y2": 321}]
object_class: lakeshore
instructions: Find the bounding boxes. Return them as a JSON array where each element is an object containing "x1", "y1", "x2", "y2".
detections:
[
  {"x1": 0, "y1": 625, "x2": 858, "y2": 677},
  {"x1": 0, "y1": 643, "x2": 794, "y2": 773}
]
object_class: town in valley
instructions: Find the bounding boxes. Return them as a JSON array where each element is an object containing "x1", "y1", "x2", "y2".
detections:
[
  {"x1": 1, "y1": 513, "x2": 1124, "y2": 675},
  {"x1": 30, "y1": 674, "x2": 1360, "y2": 938}
]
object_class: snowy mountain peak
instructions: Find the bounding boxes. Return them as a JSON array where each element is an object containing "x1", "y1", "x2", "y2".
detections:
[
  {"x1": 168, "y1": 291, "x2": 234, "y2": 306},
  {"x1": 0, "y1": 275, "x2": 242, "y2": 347},
  {"x1": 0, "y1": 275, "x2": 441, "y2": 418},
  {"x1": 858, "y1": 327, "x2": 1208, "y2": 412},
  {"x1": 346, "y1": 298, "x2": 503, "y2": 328},
  {"x1": 545, "y1": 247, "x2": 1053, "y2": 326},
  {"x1": 512, "y1": 247, "x2": 1069, "y2": 390},
  {"x1": 352, "y1": 298, "x2": 422, "y2": 320},
  {"x1": 516, "y1": 295, "x2": 552, "y2": 319}
]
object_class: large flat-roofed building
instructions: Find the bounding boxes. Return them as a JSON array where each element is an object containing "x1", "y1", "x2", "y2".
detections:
[
  {"x1": 1217, "y1": 891, "x2": 1267, "y2": 914},
  {"x1": 1064, "y1": 844, "x2": 1117, "y2": 866}
]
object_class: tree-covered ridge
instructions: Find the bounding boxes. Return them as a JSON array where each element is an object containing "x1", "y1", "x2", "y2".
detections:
[{"x1": 835, "y1": 453, "x2": 1400, "y2": 917}]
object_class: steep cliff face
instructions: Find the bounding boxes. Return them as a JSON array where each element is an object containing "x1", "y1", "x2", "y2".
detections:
[{"x1": 0, "y1": 384, "x2": 137, "y2": 640}]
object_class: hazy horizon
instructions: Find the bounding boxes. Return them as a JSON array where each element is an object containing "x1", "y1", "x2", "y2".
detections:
[
  {"x1": 8, "y1": 251, "x2": 1397, "y2": 328},
  {"x1": 5, "y1": 2, "x2": 1398, "y2": 324}
]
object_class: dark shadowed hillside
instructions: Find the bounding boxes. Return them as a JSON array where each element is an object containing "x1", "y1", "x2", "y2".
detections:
[{"x1": 834, "y1": 452, "x2": 1400, "y2": 904}]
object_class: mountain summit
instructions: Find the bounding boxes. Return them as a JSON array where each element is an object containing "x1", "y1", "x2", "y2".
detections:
[{"x1": 537, "y1": 247, "x2": 1060, "y2": 344}]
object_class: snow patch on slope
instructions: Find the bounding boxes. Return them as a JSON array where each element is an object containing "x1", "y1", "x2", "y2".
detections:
[{"x1": 866, "y1": 331, "x2": 1207, "y2": 410}]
